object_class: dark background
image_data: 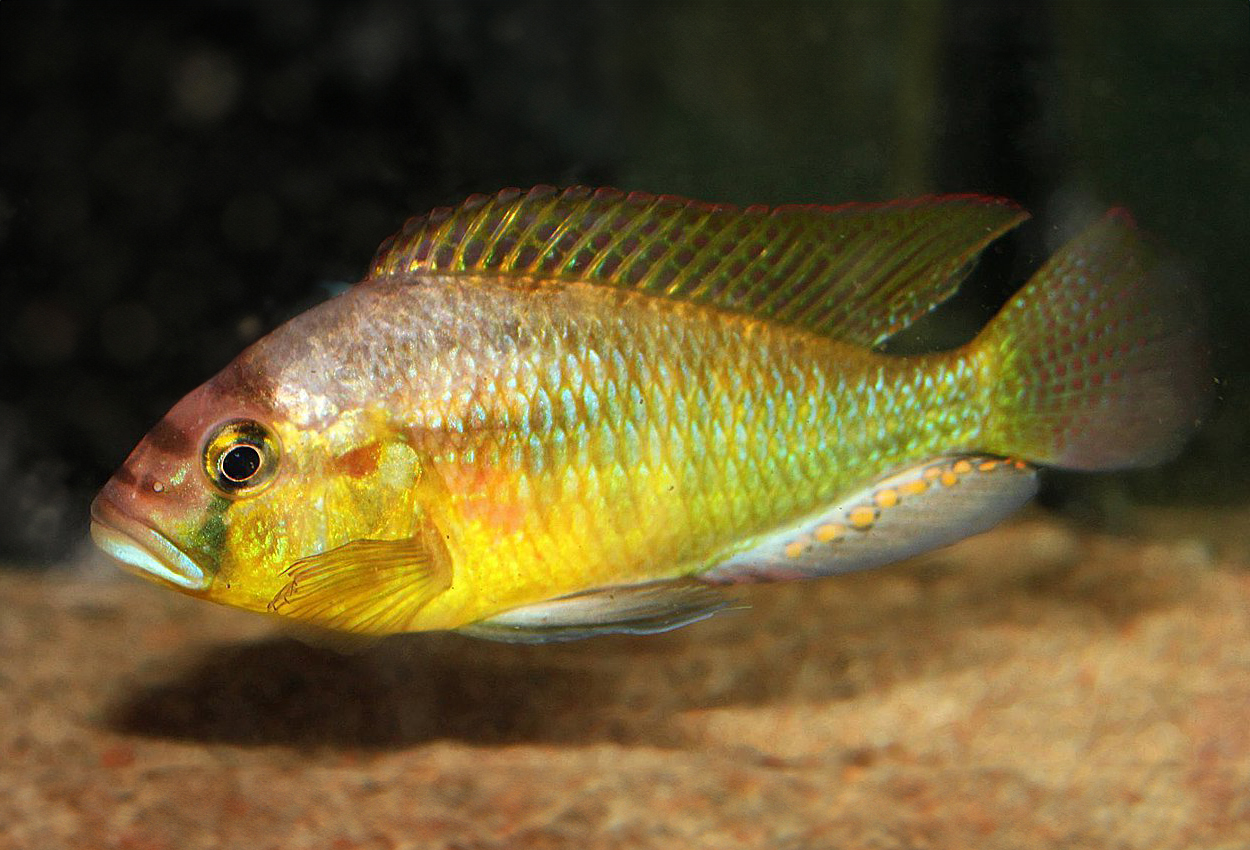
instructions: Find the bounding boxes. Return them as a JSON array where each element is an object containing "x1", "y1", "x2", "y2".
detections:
[{"x1": 1, "y1": 1, "x2": 1246, "y2": 563}]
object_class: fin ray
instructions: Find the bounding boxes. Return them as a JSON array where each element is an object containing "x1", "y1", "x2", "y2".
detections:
[
  {"x1": 369, "y1": 186, "x2": 1029, "y2": 347},
  {"x1": 981, "y1": 211, "x2": 1208, "y2": 469},
  {"x1": 702, "y1": 456, "x2": 1038, "y2": 583},
  {"x1": 457, "y1": 579, "x2": 728, "y2": 644},
  {"x1": 268, "y1": 530, "x2": 453, "y2": 635}
]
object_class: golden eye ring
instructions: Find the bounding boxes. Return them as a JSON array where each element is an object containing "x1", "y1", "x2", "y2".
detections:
[{"x1": 202, "y1": 419, "x2": 281, "y2": 497}]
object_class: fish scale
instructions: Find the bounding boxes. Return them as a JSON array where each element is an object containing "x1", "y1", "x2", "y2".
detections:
[
  {"x1": 90, "y1": 188, "x2": 1205, "y2": 639},
  {"x1": 383, "y1": 278, "x2": 986, "y2": 626}
]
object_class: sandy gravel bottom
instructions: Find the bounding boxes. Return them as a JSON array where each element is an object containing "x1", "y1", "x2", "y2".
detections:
[{"x1": 2, "y1": 510, "x2": 1249, "y2": 849}]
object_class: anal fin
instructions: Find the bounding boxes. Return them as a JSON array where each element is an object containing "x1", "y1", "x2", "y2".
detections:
[
  {"x1": 458, "y1": 579, "x2": 728, "y2": 644},
  {"x1": 703, "y1": 456, "x2": 1038, "y2": 583},
  {"x1": 268, "y1": 524, "x2": 453, "y2": 635}
]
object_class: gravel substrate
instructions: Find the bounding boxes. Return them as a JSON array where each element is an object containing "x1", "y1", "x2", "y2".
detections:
[{"x1": 2, "y1": 513, "x2": 1247, "y2": 849}]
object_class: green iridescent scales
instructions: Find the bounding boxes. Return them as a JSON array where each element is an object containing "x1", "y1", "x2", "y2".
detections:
[
  {"x1": 389, "y1": 276, "x2": 990, "y2": 596},
  {"x1": 358, "y1": 188, "x2": 1034, "y2": 592},
  {"x1": 351, "y1": 186, "x2": 1204, "y2": 609},
  {"x1": 91, "y1": 184, "x2": 1208, "y2": 640}
]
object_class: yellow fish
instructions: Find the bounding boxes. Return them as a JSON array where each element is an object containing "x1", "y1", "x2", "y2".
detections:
[{"x1": 90, "y1": 187, "x2": 1205, "y2": 641}]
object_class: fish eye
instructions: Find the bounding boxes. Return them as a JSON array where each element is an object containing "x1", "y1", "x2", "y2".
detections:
[{"x1": 203, "y1": 419, "x2": 280, "y2": 497}]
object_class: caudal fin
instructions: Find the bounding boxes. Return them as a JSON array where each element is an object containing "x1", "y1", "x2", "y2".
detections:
[{"x1": 980, "y1": 210, "x2": 1207, "y2": 470}]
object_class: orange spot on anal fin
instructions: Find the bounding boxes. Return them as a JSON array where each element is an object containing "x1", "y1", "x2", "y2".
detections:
[
  {"x1": 702, "y1": 454, "x2": 1040, "y2": 586},
  {"x1": 874, "y1": 488, "x2": 899, "y2": 508},
  {"x1": 848, "y1": 506, "x2": 877, "y2": 529},
  {"x1": 900, "y1": 478, "x2": 929, "y2": 495}
]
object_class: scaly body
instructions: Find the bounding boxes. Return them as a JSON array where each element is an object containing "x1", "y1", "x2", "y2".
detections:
[
  {"x1": 90, "y1": 187, "x2": 1205, "y2": 641},
  {"x1": 223, "y1": 277, "x2": 985, "y2": 629}
]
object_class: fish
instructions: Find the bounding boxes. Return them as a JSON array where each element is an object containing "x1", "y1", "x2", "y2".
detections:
[{"x1": 90, "y1": 186, "x2": 1206, "y2": 642}]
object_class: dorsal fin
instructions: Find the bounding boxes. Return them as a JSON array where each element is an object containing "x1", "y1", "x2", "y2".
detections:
[{"x1": 368, "y1": 186, "x2": 1028, "y2": 347}]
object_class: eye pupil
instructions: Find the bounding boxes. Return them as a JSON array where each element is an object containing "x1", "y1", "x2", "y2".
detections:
[
  {"x1": 203, "y1": 419, "x2": 279, "y2": 497},
  {"x1": 220, "y1": 445, "x2": 262, "y2": 483}
]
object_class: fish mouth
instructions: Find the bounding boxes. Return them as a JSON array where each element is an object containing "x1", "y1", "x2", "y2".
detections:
[{"x1": 90, "y1": 496, "x2": 209, "y2": 591}]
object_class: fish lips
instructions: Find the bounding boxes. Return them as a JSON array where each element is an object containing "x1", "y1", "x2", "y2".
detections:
[{"x1": 90, "y1": 496, "x2": 210, "y2": 591}]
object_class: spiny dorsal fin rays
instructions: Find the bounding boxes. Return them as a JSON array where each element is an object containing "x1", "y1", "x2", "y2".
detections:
[{"x1": 368, "y1": 186, "x2": 1030, "y2": 348}]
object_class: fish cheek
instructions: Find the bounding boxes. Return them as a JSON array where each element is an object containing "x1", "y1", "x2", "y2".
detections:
[
  {"x1": 185, "y1": 495, "x2": 230, "y2": 575},
  {"x1": 203, "y1": 439, "x2": 434, "y2": 612},
  {"x1": 202, "y1": 491, "x2": 305, "y2": 611}
]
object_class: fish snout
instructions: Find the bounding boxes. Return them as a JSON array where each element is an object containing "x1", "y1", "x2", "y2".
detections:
[{"x1": 90, "y1": 492, "x2": 209, "y2": 591}]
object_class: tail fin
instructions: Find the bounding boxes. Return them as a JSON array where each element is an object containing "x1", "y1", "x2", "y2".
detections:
[{"x1": 980, "y1": 210, "x2": 1207, "y2": 470}]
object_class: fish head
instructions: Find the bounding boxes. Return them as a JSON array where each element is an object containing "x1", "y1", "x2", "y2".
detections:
[
  {"x1": 89, "y1": 366, "x2": 280, "y2": 604},
  {"x1": 91, "y1": 354, "x2": 433, "y2": 618}
]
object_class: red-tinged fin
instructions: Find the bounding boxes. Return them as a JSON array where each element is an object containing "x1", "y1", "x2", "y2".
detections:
[
  {"x1": 368, "y1": 186, "x2": 1028, "y2": 347},
  {"x1": 981, "y1": 210, "x2": 1208, "y2": 470}
]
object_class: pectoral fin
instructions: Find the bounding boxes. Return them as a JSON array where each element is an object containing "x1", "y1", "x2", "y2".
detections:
[
  {"x1": 458, "y1": 579, "x2": 729, "y2": 644},
  {"x1": 268, "y1": 528, "x2": 453, "y2": 635},
  {"x1": 702, "y1": 455, "x2": 1038, "y2": 583}
]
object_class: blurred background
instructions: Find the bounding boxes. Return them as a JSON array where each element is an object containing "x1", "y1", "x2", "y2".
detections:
[{"x1": 1, "y1": 0, "x2": 1246, "y2": 564}]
